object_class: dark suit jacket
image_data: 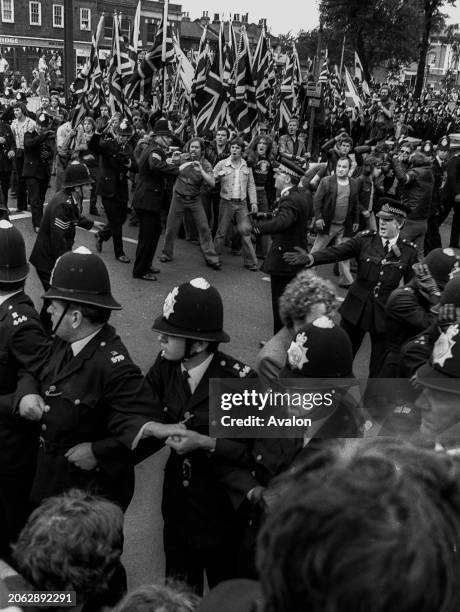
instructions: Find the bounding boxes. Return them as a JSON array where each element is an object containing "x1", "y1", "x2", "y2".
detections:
[
  {"x1": 89, "y1": 134, "x2": 138, "y2": 201},
  {"x1": 255, "y1": 187, "x2": 313, "y2": 276},
  {"x1": 313, "y1": 230, "x2": 417, "y2": 333},
  {"x1": 313, "y1": 174, "x2": 360, "y2": 237},
  {"x1": 132, "y1": 143, "x2": 179, "y2": 213},
  {"x1": 23, "y1": 130, "x2": 53, "y2": 180}
]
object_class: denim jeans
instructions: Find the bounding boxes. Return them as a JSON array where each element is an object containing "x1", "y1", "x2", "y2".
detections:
[
  {"x1": 214, "y1": 199, "x2": 258, "y2": 266},
  {"x1": 311, "y1": 223, "x2": 353, "y2": 285},
  {"x1": 162, "y1": 191, "x2": 219, "y2": 264}
]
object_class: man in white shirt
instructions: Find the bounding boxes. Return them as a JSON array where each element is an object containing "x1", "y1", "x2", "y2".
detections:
[
  {"x1": 213, "y1": 138, "x2": 259, "y2": 270},
  {"x1": 11, "y1": 103, "x2": 36, "y2": 212}
]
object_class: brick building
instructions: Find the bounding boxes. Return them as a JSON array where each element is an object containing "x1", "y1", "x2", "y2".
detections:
[{"x1": 0, "y1": 1, "x2": 277, "y2": 82}]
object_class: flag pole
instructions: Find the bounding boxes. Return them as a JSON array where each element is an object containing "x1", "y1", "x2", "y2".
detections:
[
  {"x1": 339, "y1": 35, "x2": 346, "y2": 77},
  {"x1": 161, "y1": 0, "x2": 169, "y2": 110}
]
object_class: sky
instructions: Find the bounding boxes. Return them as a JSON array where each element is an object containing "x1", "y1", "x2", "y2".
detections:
[
  {"x1": 179, "y1": 0, "x2": 320, "y2": 36},
  {"x1": 179, "y1": 1, "x2": 460, "y2": 37}
]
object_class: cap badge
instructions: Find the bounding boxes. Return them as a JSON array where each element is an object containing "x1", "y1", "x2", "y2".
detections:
[
  {"x1": 163, "y1": 286, "x2": 179, "y2": 319},
  {"x1": 432, "y1": 324, "x2": 459, "y2": 368},
  {"x1": 287, "y1": 332, "x2": 309, "y2": 370}
]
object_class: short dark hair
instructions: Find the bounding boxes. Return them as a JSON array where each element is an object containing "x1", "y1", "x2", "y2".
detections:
[
  {"x1": 229, "y1": 137, "x2": 245, "y2": 150},
  {"x1": 215, "y1": 126, "x2": 230, "y2": 138},
  {"x1": 257, "y1": 439, "x2": 460, "y2": 612},
  {"x1": 13, "y1": 489, "x2": 124, "y2": 604},
  {"x1": 69, "y1": 301, "x2": 111, "y2": 325}
]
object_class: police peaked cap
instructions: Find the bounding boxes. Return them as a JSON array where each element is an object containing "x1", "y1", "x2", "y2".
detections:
[
  {"x1": 152, "y1": 278, "x2": 230, "y2": 342},
  {"x1": 376, "y1": 198, "x2": 410, "y2": 220},
  {"x1": 44, "y1": 247, "x2": 122, "y2": 310},
  {"x1": 0, "y1": 221, "x2": 29, "y2": 283}
]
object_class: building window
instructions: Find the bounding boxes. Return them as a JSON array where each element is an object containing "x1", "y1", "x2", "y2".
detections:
[
  {"x1": 53, "y1": 4, "x2": 63, "y2": 27},
  {"x1": 80, "y1": 7, "x2": 90, "y2": 31},
  {"x1": 29, "y1": 0, "x2": 41, "y2": 25},
  {"x1": 1, "y1": 0, "x2": 14, "y2": 22}
]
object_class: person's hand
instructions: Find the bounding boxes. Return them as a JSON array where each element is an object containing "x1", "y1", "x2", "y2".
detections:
[
  {"x1": 315, "y1": 219, "x2": 325, "y2": 231},
  {"x1": 19, "y1": 394, "x2": 45, "y2": 421},
  {"x1": 247, "y1": 485, "x2": 266, "y2": 504},
  {"x1": 437, "y1": 304, "x2": 460, "y2": 327},
  {"x1": 7, "y1": 150, "x2": 15, "y2": 159},
  {"x1": 0, "y1": 137, "x2": 5, "y2": 144},
  {"x1": 92, "y1": 221, "x2": 105, "y2": 231},
  {"x1": 251, "y1": 203, "x2": 258, "y2": 214},
  {"x1": 65, "y1": 442, "x2": 97, "y2": 470},
  {"x1": 165, "y1": 429, "x2": 215, "y2": 454},
  {"x1": 413, "y1": 262, "x2": 441, "y2": 303},
  {"x1": 352, "y1": 223, "x2": 359, "y2": 233},
  {"x1": 141, "y1": 421, "x2": 186, "y2": 439},
  {"x1": 282, "y1": 246, "x2": 313, "y2": 266},
  {"x1": 362, "y1": 210, "x2": 370, "y2": 218}
]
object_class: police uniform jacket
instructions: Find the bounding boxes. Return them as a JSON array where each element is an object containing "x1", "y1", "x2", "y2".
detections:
[
  {"x1": 0, "y1": 121, "x2": 14, "y2": 174},
  {"x1": 14, "y1": 324, "x2": 157, "y2": 510},
  {"x1": 22, "y1": 130, "x2": 53, "y2": 180},
  {"x1": 378, "y1": 283, "x2": 435, "y2": 377},
  {"x1": 132, "y1": 144, "x2": 179, "y2": 214},
  {"x1": 143, "y1": 351, "x2": 255, "y2": 554},
  {"x1": 0, "y1": 292, "x2": 50, "y2": 477},
  {"x1": 89, "y1": 134, "x2": 138, "y2": 202},
  {"x1": 30, "y1": 190, "x2": 93, "y2": 282},
  {"x1": 254, "y1": 187, "x2": 313, "y2": 276},
  {"x1": 313, "y1": 230, "x2": 417, "y2": 334}
]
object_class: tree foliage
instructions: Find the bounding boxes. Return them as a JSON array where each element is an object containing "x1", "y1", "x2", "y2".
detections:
[{"x1": 319, "y1": 0, "x2": 423, "y2": 79}]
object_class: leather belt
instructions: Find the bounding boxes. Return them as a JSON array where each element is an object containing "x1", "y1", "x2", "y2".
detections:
[
  {"x1": 227, "y1": 198, "x2": 245, "y2": 202},
  {"x1": 176, "y1": 192, "x2": 199, "y2": 201}
]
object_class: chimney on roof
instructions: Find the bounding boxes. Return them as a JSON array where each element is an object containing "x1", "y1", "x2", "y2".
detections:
[
  {"x1": 200, "y1": 10, "x2": 210, "y2": 25},
  {"x1": 181, "y1": 11, "x2": 190, "y2": 20},
  {"x1": 202, "y1": 11, "x2": 208, "y2": 17},
  {"x1": 242, "y1": 13, "x2": 249, "y2": 23},
  {"x1": 213, "y1": 13, "x2": 220, "y2": 23}
]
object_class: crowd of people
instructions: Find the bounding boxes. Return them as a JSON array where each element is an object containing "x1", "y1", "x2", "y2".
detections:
[{"x1": 1, "y1": 64, "x2": 460, "y2": 611}]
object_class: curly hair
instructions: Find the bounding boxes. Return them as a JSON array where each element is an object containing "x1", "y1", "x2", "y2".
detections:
[
  {"x1": 12, "y1": 489, "x2": 124, "y2": 604},
  {"x1": 257, "y1": 439, "x2": 460, "y2": 612},
  {"x1": 278, "y1": 271, "x2": 339, "y2": 328},
  {"x1": 114, "y1": 581, "x2": 200, "y2": 612}
]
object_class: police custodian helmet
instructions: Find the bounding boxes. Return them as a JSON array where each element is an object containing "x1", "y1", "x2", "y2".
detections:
[
  {"x1": 152, "y1": 277, "x2": 230, "y2": 342},
  {"x1": 44, "y1": 247, "x2": 121, "y2": 310},
  {"x1": 0, "y1": 220, "x2": 29, "y2": 283}
]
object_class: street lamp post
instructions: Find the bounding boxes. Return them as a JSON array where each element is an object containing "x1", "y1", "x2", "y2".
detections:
[{"x1": 64, "y1": 0, "x2": 75, "y2": 101}]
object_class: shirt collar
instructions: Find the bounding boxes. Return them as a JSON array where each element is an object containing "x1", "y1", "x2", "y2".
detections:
[
  {"x1": 181, "y1": 353, "x2": 214, "y2": 394},
  {"x1": 71, "y1": 327, "x2": 104, "y2": 357},
  {"x1": 225, "y1": 156, "x2": 246, "y2": 167},
  {"x1": 0, "y1": 290, "x2": 22, "y2": 306},
  {"x1": 381, "y1": 234, "x2": 399, "y2": 249}
]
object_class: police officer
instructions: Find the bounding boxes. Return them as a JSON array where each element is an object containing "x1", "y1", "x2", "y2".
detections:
[
  {"x1": 379, "y1": 247, "x2": 460, "y2": 377},
  {"x1": 30, "y1": 161, "x2": 105, "y2": 331},
  {"x1": 284, "y1": 198, "x2": 418, "y2": 376},
  {"x1": 23, "y1": 112, "x2": 54, "y2": 232},
  {"x1": 16, "y1": 247, "x2": 177, "y2": 511},
  {"x1": 131, "y1": 135, "x2": 179, "y2": 281},
  {"x1": 90, "y1": 119, "x2": 138, "y2": 263},
  {"x1": 142, "y1": 278, "x2": 255, "y2": 593},
  {"x1": 252, "y1": 158, "x2": 312, "y2": 334},
  {"x1": 0, "y1": 221, "x2": 50, "y2": 558}
]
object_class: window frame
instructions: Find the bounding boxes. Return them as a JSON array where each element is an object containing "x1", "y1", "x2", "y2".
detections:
[
  {"x1": 29, "y1": 0, "x2": 41, "y2": 26},
  {"x1": 52, "y1": 3, "x2": 63, "y2": 28},
  {"x1": 1, "y1": 0, "x2": 14, "y2": 23},
  {"x1": 80, "y1": 7, "x2": 91, "y2": 31}
]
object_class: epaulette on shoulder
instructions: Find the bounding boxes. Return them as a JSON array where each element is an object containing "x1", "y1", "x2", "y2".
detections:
[
  {"x1": 360, "y1": 230, "x2": 376, "y2": 237},
  {"x1": 218, "y1": 353, "x2": 254, "y2": 378},
  {"x1": 6, "y1": 304, "x2": 28, "y2": 326},
  {"x1": 402, "y1": 238, "x2": 417, "y2": 249}
]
